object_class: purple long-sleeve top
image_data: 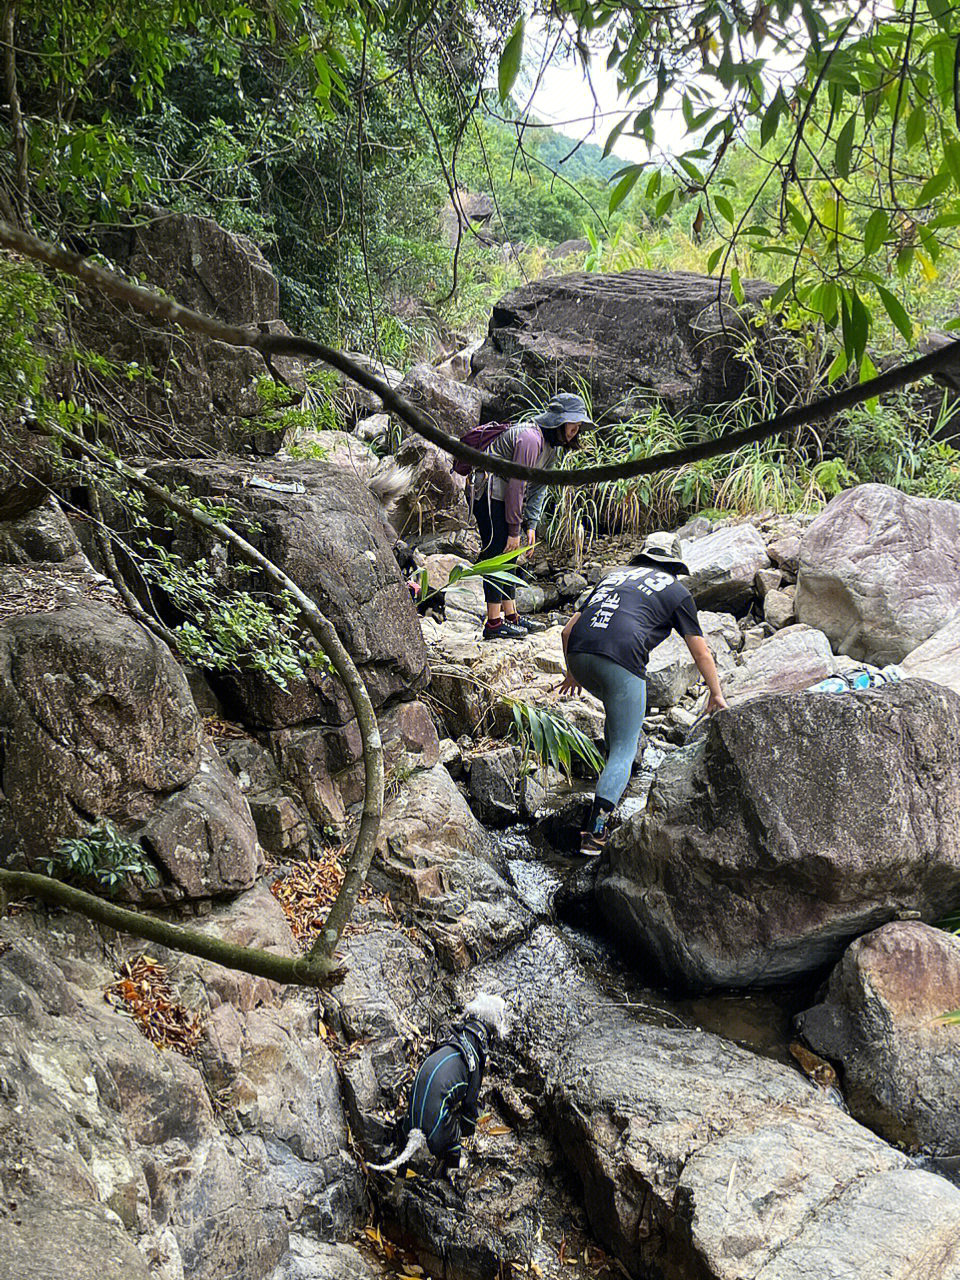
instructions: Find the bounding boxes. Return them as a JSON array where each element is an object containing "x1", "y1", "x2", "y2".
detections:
[{"x1": 473, "y1": 423, "x2": 555, "y2": 535}]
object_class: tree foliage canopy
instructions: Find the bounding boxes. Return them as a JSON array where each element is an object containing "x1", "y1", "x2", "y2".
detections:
[{"x1": 504, "y1": 1, "x2": 960, "y2": 372}]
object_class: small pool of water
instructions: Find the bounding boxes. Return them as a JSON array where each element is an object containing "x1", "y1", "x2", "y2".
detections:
[{"x1": 491, "y1": 823, "x2": 815, "y2": 1065}]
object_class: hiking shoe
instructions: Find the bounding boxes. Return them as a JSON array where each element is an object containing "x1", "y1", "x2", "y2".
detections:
[
  {"x1": 483, "y1": 620, "x2": 526, "y2": 640},
  {"x1": 579, "y1": 829, "x2": 607, "y2": 856},
  {"x1": 505, "y1": 614, "x2": 546, "y2": 633}
]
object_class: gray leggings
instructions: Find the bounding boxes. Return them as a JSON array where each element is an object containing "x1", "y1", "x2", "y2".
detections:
[{"x1": 567, "y1": 650, "x2": 647, "y2": 806}]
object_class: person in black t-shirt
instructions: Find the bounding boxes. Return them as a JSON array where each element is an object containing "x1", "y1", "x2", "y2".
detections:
[{"x1": 559, "y1": 541, "x2": 727, "y2": 853}]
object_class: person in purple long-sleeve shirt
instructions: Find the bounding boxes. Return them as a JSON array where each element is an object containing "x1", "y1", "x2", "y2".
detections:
[{"x1": 472, "y1": 392, "x2": 591, "y2": 640}]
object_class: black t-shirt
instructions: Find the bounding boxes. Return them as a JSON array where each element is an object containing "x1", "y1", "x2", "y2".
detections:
[{"x1": 567, "y1": 565, "x2": 703, "y2": 680}]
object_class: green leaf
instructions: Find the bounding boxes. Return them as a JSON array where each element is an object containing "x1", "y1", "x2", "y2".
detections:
[
  {"x1": 770, "y1": 278, "x2": 793, "y2": 310},
  {"x1": 876, "y1": 284, "x2": 914, "y2": 342},
  {"x1": 654, "y1": 188, "x2": 675, "y2": 218},
  {"x1": 944, "y1": 141, "x2": 960, "y2": 191},
  {"x1": 609, "y1": 167, "x2": 641, "y2": 214},
  {"x1": 729, "y1": 265, "x2": 744, "y2": 304},
  {"x1": 860, "y1": 352, "x2": 879, "y2": 414},
  {"x1": 834, "y1": 114, "x2": 856, "y2": 179},
  {"x1": 863, "y1": 208, "x2": 889, "y2": 256},
  {"x1": 646, "y1": 169, "x2": 662, "y2": 199},
  {"x1": 706, "y1": 245, "x2": 724, "y2": 273},
  {"x1": 498, "y1": 17, "x2": 524, "y2": 103},
  {"x1": 919, "y1": 171, "x2": 952, "y2": 203},
  {"x1": 603, "y1": 116, "x2": 628, "y2": 159},
  {"x1": 714, "y1": 194, "x2": 735, "y2": 224},
  {"x1": 827, "y1": 349, "x2": 848, "y2": 384},
  {"x1": 905, "y1": 105, "x2": 926, "y2": 150},
  {"x1": 760, "y1": 92, "x2": 784, "y2": 148}
]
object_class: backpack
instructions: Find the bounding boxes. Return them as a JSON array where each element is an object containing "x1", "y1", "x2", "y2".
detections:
[{"x1": 452, "y1": 421, "x2": 513, "y2": 475}]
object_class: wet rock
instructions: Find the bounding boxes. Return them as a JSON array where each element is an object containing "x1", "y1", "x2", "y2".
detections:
[
  {"x1": 395, "y1": 362, "x2": 483, "y2": 440},
  {"x1": 719, "y1": 623, "x2": 834, "y2": 706},
  {"x1": 473, "y1": 929, "x2": 960, "y2": 1280},
  {"x1": 0, "y1": 598, "x2": 258, "y2": 901},
  {"x1": 796, "y1": 484, "x2": 960, "y2": 663},
  {"x1": 598, "y1": 682, "x2": 960, "y2": 989},
  {"x1": 136, "y1": 458, "x2": 427, "y2": 727},
  {"x1": 797, "y1": 922, "x2": 960, "y2": 1155},
  {"x1": 471, "y1": 269, "x2": 779, "y2": 422},
  {"x1": 680, "y1": 523, "x2": 771, "y2": 610},
  {"x1": 901, "y1": 613, "x2": 960, "y2": 697}
]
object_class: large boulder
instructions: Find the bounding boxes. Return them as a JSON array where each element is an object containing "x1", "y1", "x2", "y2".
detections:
[
  {"x1": 901, "y1": 613, "x2": 960, "y2": 696},
  {"x1": 718, "y1": 623, "x2": 835, "y2": 707},
  {"x1": 0, "y1": 496, "x2": 85, "y2": 565},
  {"x1": 472, "y1": 927, "x2": 960, "y2": 1280},
  {"x1": 796, "y1": 484, "x2": 960, "y2": 663},
  {"x1": 395, "y1": 362, "x2": 483, "y2": 440},
  {"x1": 471, "y1": 268, "x2": 778, "y2": 422},
  {"x1": 679, "y1": 523, "x2": 771, "y2": 610},
  {"x1": 374, "y1": 763, "x2": 531, "y2": 969},
  {"x1": 797, "y1": 922, "x2": 960, "y2": 1155},
  {"x1": 136, "y1": 458, "x2": 427, "y2": 727},
  {"x1": 81, "y1": 210, "x2": 302, "y2": 455},
  {"x1": 597, "y1": 681, "x2": 960, "y2": 990},
  {"x1": 0, "y1": 598, "x2": 259, "y2": 901}
]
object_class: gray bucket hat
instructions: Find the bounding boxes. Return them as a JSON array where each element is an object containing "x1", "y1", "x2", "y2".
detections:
[
  {"x1": 540, "y1": 392, "x2": 595, "y2": 428},
  {"x1": 629, "y1": 541, "x2": 690, "y2": 577}
]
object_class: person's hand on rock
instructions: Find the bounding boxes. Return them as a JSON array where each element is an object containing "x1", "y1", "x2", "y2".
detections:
[{"x1": 559, "y1": 672, "x2": 581, "y2": 698}]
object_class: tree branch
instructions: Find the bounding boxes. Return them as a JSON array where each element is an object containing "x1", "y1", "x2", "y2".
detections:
[
  {"x1": 1, "y1": 2, "x2": 29, "y2": 227},
  {"x1": 3, "y1": 219, "x2": 960, "y2": 488},
  {"x1": 0, "y1": 869, "x2": 340, "y2": 985}
]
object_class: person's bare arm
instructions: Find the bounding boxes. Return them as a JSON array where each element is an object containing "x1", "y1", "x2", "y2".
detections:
[
  {"x1": 684, "y1": 634, "x2": 727, "y2": 712},
  {"x1": 559, "y1": 612, "x2": 581, "y2": 696}
]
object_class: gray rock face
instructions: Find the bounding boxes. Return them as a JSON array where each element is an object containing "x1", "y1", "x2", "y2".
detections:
[
  {"x1": 680, "y1": 523, "x2": 771, "y2": 610},
  {"x1": 796, "y1": 484, "x2": 960, "y2": 663},
  {"x1": 0, "y1": 599, "x2": 259, "y2": 901},
  {"x1": 82, "y1": 210, "x2": 300, "y2": 455},
  {"x1": 471, "y1": 268, "x2": 778, "y2": 422},
  {"x1": 0, "y1": 907, "x2": 363, "y2": 1280},
  {"x1": 396, "y1": 361, "x2": 484, "y2": 440},
  {"x1": 798, "y1": 922, "x2": 960, "y2": 1155},
  {"x1": 901, "y1": 613, "x2": 960, "y2": 696},
  {"x1": 0, "y1": 497, "x2": 84, "y2": 565},
  {"x1": 137, "y1": 458, "x2": 427, "y2": 727},
  {"x1": 720, "y1": 623, "x2": 834, "y2": 706},
  {"x1": 268, "y1": 1239, "x2": 375, "y2": 1280},
  {"x1": 467, "y1": 746, "x2": 520, "y2": 825},
  {"x1": 597, "y1": 682, "x2": 960, "y2": 990},
  {"x1": 375, "y1": 763, "x2": 531, "y2": 970}
]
